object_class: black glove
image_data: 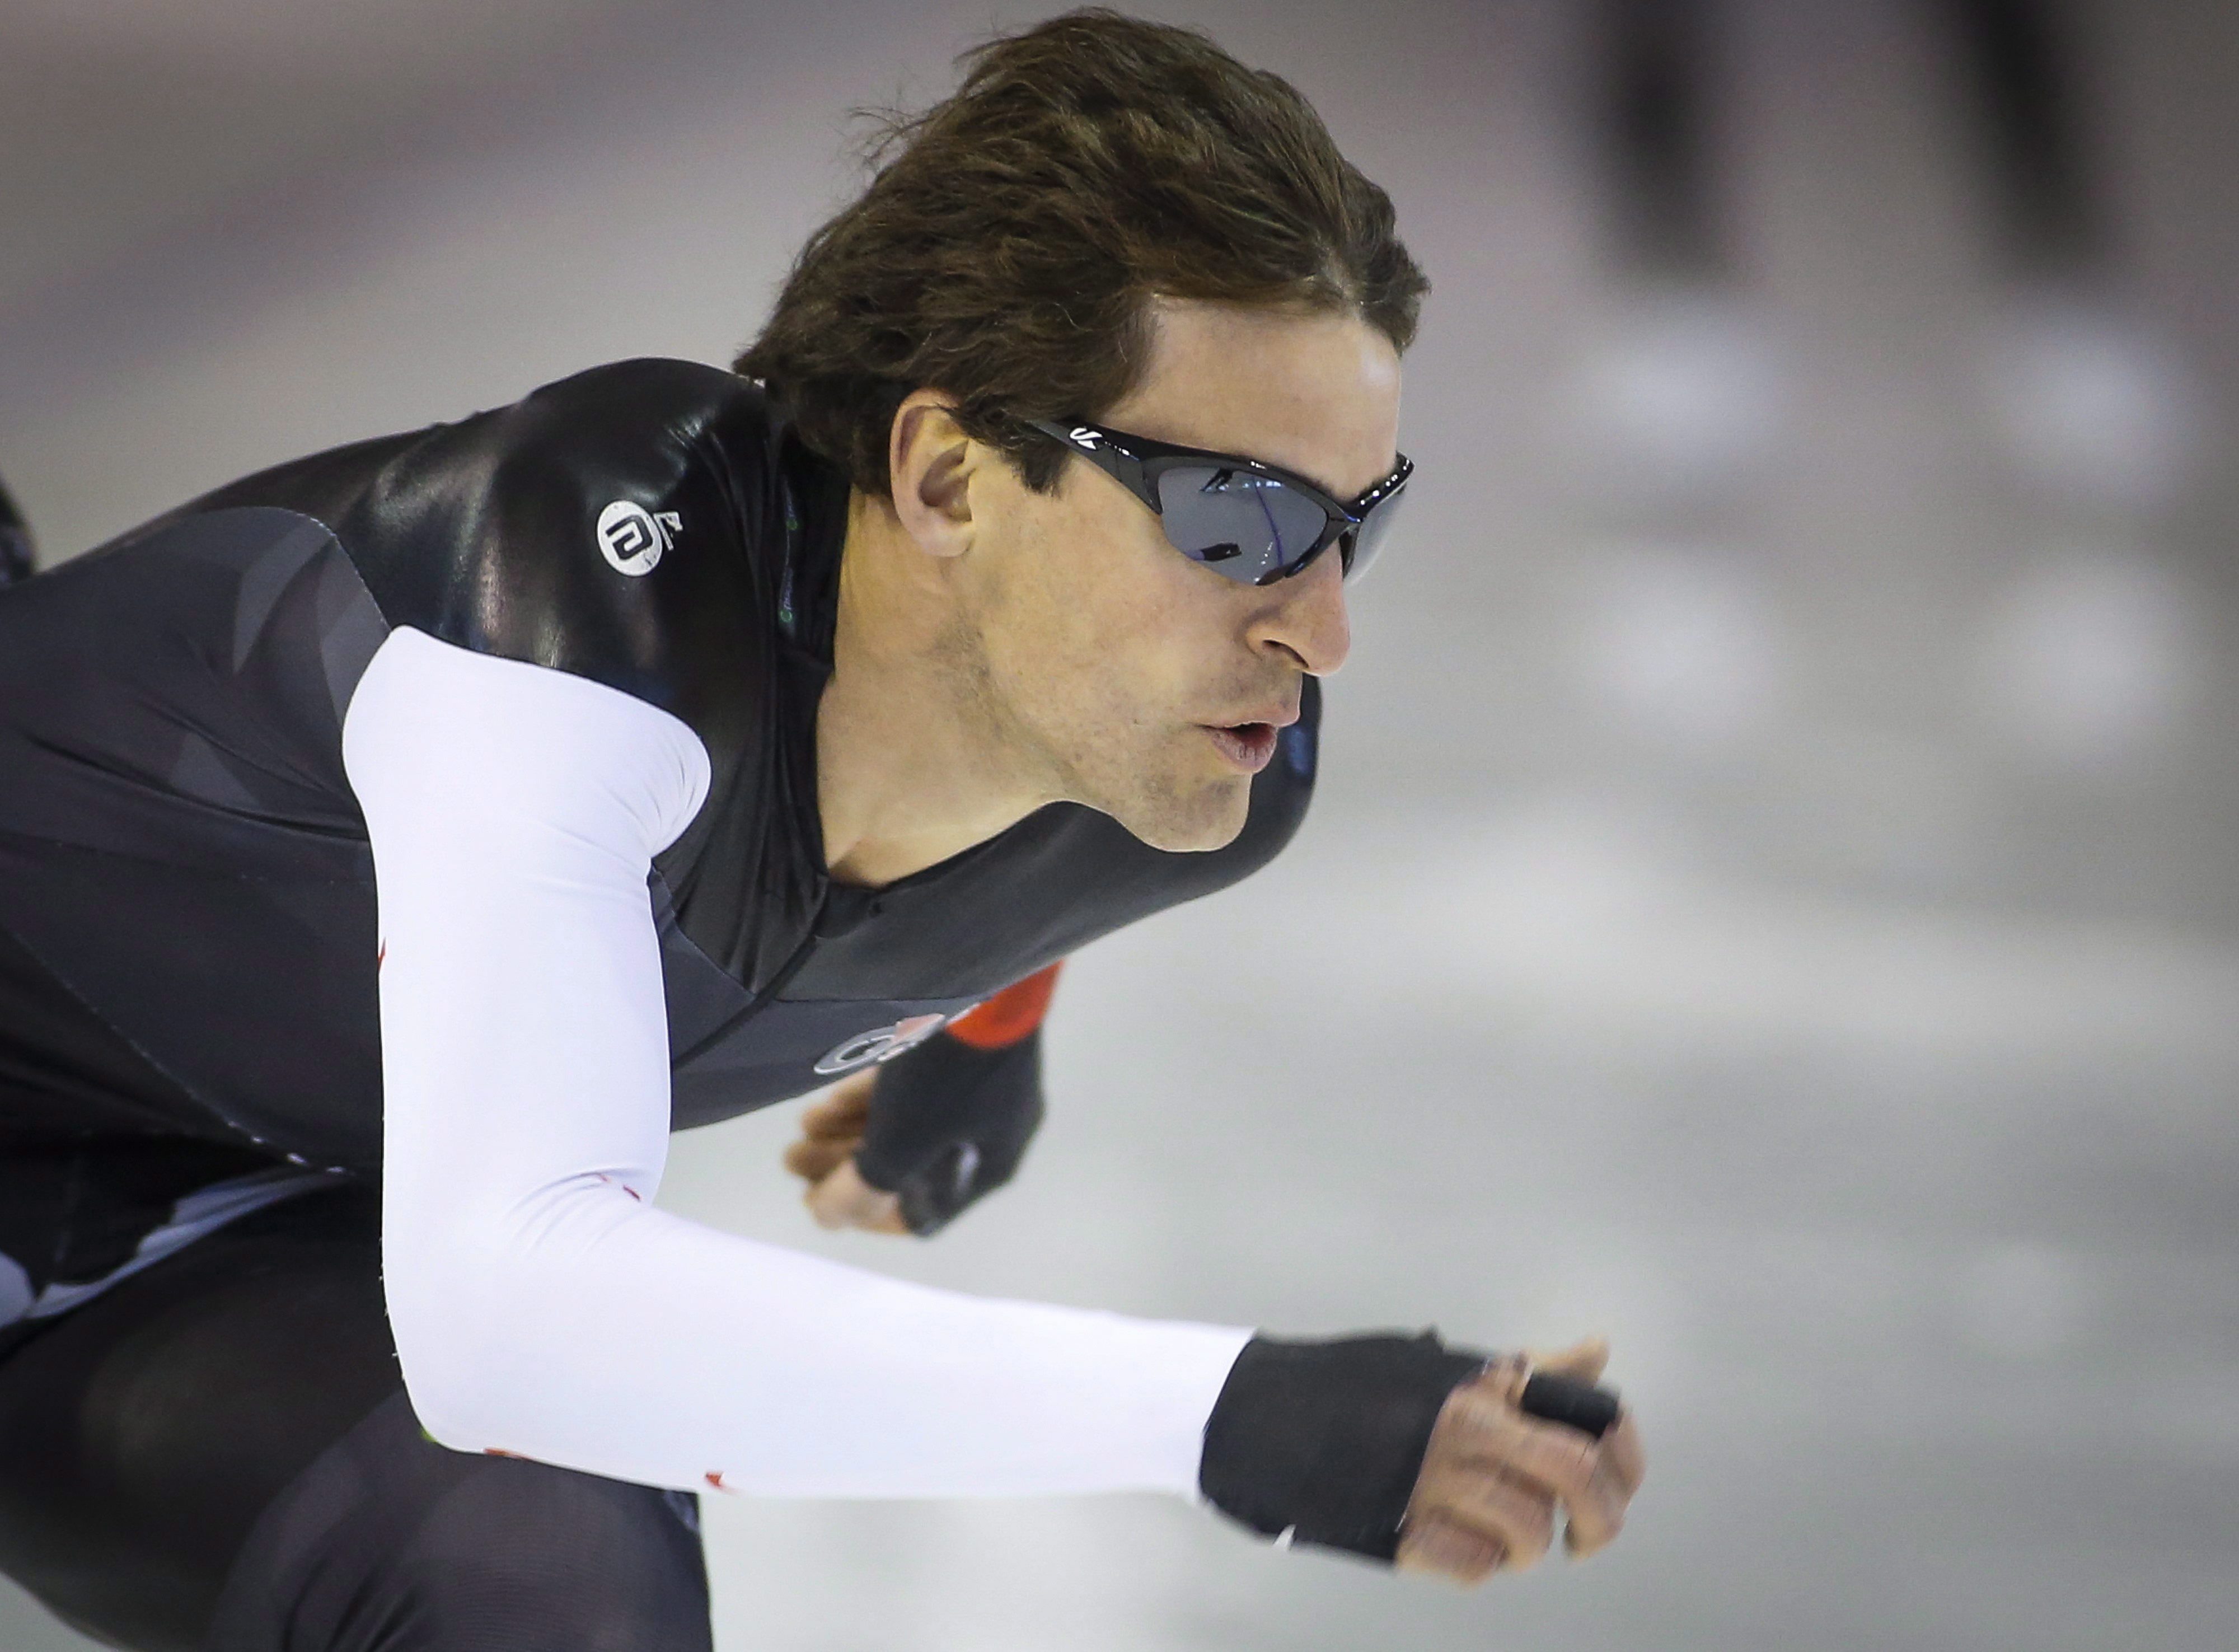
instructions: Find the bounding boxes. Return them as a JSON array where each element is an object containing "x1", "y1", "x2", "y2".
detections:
[
  {"x1": 1200, "y1": 1331, "x2": 1489, "y2": 1562},
  {"x1": 1199, "y1": 1331, "x2": 1624, "y2": 1564},
  {"x1": 852, "y1": 1027, "x2": 1045, "y2": 1235}
]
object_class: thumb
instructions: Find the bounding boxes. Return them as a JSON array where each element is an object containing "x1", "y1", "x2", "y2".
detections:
[{"x1": 1529, "y1": 1335, "x2": 1610, "y2": 1386}]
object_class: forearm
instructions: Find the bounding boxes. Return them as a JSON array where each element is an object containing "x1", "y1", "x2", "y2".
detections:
[{"x1": 386, "y1": 1174, "x2": 1248, "y2": 1497}]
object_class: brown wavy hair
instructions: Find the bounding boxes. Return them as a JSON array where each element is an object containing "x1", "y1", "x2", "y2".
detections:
[{"x1": 735, "y1": 7, "x2": 1427, "y2": 498}]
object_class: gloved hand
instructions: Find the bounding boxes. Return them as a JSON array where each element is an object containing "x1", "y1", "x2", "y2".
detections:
[
  {"x1": 788, "y1": 1016, "x2": 1048, "y2": 1236},
  {"x1": 783, "y1": 968, "x2": 1058, "y2": 1237},
  {"x1": 1199, "y1": 1330, "x2": 1644, "y2": 1575},
  {"x1": 852, "y1": 1027, "x2": 1044, "y2": 1234}
]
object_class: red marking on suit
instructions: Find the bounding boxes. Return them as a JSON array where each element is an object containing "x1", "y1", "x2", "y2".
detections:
[{"x1": 944, "y1": 962, "x2": 1062, "y2": 1050}]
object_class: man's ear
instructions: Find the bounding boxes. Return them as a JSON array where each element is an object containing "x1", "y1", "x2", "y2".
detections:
[{"x1": 887, "y1": 391, "x2": 976, "y2": 559}]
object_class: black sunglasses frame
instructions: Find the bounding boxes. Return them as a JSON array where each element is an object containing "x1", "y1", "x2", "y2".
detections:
[{"x1": 1023, "y1": 417, "x2": 1413, "y2": 586}]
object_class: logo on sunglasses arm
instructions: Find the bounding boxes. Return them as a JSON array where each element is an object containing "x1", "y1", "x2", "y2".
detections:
[
  {"x1": 596, "y1": 500, "x2": 682, "y2": 576},
  {"x1": 812, "y1": 1014, "x2": 948, "y2": 1077}
]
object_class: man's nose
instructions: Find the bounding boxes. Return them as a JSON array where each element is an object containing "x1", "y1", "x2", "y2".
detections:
[{"x1": 1250, "y1": 547, "x2": 1352, "y2": 677}]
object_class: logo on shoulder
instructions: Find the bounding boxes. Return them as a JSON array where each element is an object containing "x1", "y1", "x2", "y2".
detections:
[{"x1": 596, "y1": 500, "x2": 682, "y2": 577}]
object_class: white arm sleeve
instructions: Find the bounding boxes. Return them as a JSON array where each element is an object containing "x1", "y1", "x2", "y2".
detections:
[{"x1": 343, "y1": 627, "x2": 1251, "y2": 1497}]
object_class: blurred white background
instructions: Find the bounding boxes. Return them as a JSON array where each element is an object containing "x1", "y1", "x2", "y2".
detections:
[{"x1": 3, "y1": 2, "x2": 2234, "y2": 1647}]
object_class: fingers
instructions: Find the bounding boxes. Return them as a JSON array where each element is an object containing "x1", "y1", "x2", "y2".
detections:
[
  {"x1": 1422, "y1": 1467, "x2": 1557, "y2": 1573},
  {"x1": 783, "y1": 1077, "x2": 909, "y2": 1234},
  {"x1": 1459, "y1": 1386, "x2": 1627, "y2": 1555},
  {"x1": 782, "y1": 1137, "x2": 854, "y2": 1183},
  {"x1": 1395, "y1": 1511, "x2": 1505, "y2": 1585},
  {"x1": 1554, "y1": 1408, "x2": 1644, "y2": 1557},
  {"x1": 1592, "y1": 1408, "x2": 1648, "y2": 1510},
  {"x1": 1397, "y1": 1341, "x2": 1643, "y2": 1587},
  {"x1": 798, "y1": 1073, "x2": 875, "y2": 1139},
  {"x1": 1529, "y1": 1335, "x2": 1609, "y2": 1386},
  {"x1": 785, "y1": 1074, "x2": 879, "y2": 1185},
  {"x1": 803, "y1": 1157, "x2": 909, "y2": 1234},
  {"x1": 1412, "y1": 1374, "x2": 1635, "y2": 1570}
]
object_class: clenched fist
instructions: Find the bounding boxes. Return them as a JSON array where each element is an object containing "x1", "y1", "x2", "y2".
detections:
[{"x1": 782, "y1": 1072, "x2": 908, "y2": 1234}]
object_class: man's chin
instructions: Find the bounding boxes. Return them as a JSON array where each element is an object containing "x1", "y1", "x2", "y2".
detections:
[{"x1": 1101, "y1": 773, "x2": 1252, "y2": 854}]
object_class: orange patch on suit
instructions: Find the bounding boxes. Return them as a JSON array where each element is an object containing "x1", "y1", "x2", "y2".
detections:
[{"x1": 944, "y1": 962, "x2": 1062, "y2": 1050}]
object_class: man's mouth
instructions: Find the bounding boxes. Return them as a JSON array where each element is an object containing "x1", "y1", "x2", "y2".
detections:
[{"x1": 1203, "y1": 722, "x2": 1280, "y2": 773}]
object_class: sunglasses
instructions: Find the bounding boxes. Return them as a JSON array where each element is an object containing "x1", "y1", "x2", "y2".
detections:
[{"x1": 1024, "y1": 417, "x2": 1413, "y2": 587}]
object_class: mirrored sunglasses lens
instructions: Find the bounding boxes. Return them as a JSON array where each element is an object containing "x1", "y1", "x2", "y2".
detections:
[
  {"x1": 1339, "y1": 482, "x2": 1408, "y2": 582},
  {"x1": 1153, "y1": 466, "x2": 1329, "y2": 583}
]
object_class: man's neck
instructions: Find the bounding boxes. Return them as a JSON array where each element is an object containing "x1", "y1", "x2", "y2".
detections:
[{"x1": 813, "y1": 492, "x2": 1056, "y2": 888}]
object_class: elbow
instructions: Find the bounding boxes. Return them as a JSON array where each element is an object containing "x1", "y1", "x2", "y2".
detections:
[
  {"x1": 394, "y1": 1349, "x2": 501, "y2": 1456},
  {"x1": 378, "y1": 1173, "x2": 651, "y2": 1461},
  {"x1": 381, "y1": 1229, "x2": 519, "y2": 1455}
]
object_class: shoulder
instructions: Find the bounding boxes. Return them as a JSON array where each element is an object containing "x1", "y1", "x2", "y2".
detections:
[
  {"x1": 456, "y1": 357, "x2": 771, "y2": 503},
  {"x1": 332, "y1": 359, "x2": 788, "y2": 734}
]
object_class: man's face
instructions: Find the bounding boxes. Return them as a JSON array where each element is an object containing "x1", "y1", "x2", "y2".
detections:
[{"x1": 952, "y1": 300, "x2": 1402, "y2": 852}]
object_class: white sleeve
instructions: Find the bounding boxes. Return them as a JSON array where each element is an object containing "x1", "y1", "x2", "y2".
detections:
[{"x1": 343, "y1": 627, "x2": 1251, "y2": 1498}]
